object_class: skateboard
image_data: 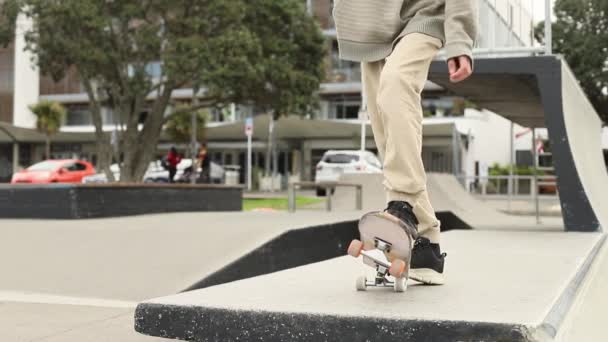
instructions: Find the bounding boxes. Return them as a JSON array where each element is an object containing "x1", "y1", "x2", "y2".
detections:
[{"x1": 347, "y1": 211, "x2": 417, "y2": 292}]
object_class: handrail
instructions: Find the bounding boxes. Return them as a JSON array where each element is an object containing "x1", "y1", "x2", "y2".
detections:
[{"x1": 288, "y1": 181, "x2": 363, "y2": 212}]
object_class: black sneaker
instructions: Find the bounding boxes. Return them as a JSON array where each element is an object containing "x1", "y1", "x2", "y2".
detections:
[
  {"x1": 384, "y1": 201, "x2": 419, "y2": 233},
  {"x1": 410, "y1": 237, "x2": 446, "y2": 285}
]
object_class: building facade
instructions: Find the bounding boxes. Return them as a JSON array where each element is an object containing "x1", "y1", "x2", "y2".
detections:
[
  {"x1": 309, "y1": 0, "x2": 535, "y2": 120},
  {"x1": 2, "y1": 1, "x2": 570, "y2": 185}
]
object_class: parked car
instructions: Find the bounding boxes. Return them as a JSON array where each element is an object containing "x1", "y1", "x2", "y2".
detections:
[
  {"x1": 314, "y1": 150, "x2": 382, "y2": 196},
  {"x1": 81, "y1": 159, "x2": 224, "y2": 184},
  {"x1": 11, "y1": 159, "x2": 96, "y2": 184}
]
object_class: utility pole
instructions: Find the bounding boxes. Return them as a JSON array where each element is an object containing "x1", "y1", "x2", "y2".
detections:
[
  {"x1": 545, "y1": 0, "x2": 552, "y2": 55},
  {"x1": 191, "y1": 86, "x2": 199, "y2": 185}
]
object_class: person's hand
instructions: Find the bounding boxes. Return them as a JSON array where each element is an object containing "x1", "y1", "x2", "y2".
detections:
[{"x1": 448, "y1": 56, "x2": 472, "y2": 83}]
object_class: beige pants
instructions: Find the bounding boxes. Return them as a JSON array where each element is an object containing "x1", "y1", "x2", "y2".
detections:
[{"x1": 363, "y1": 33, "x2": 442, "y2": 243}]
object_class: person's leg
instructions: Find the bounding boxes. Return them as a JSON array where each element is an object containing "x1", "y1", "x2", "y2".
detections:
[
  {"x1": 169, "y1": 168, "x2": 176, "y2": 183},
  {"x1": 362, "y1": 60, "x2": 386, "y2": 161},
  {"x1": 376, "y1": 33, "x2": 442, "y2": 243}
]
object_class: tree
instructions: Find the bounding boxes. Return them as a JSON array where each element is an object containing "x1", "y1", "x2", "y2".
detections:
[
  {"x1": 165, "y1": 107, "x2": 208, "y2": 157},
  {"x1": 536, "y1": 0, "x2": 608, "y2": 124},
  {"x1": 0, "y1": 0, "x2": 18, "y2": 47},
  {"x1": 29, "y1": 101, "x2": 66, "y2": 159},
  {"x1": 1, "y1": 0, "x2": 325, "y2": 182},
  {"x1": 241, "y1": 0, "x2": 326, "y2": 177}
]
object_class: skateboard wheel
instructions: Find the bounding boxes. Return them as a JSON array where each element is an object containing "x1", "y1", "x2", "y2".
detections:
[
  {"x1": 389, "y1": 259, "x2": 406, "y2": 278},
  {"x1": 347, "y1": 240, "x2": 364, "y2": 258},
  {"x1": 356, "y1": 276, "x2": 367, "y2": 291},
  {"x1": 394, "y1": 277, "x2": 407, "y2": 293}
]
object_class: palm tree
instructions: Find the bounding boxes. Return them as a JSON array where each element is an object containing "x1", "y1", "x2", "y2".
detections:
[{"x1": 29, "y1": 101, "x2": 66, "y2": 159}]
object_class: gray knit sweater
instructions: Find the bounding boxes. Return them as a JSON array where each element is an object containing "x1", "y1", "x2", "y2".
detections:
[{"x1": 333, "y1": 0, "x2": 478, "y2": 63}]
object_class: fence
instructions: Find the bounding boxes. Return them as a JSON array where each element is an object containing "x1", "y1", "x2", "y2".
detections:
[{"x1": 457, "y1": 174, "x2": 559, "y2": 223}]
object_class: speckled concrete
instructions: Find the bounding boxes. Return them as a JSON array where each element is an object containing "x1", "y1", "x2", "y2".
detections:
[
  {"x1": 135, "y1": 230, "x2": 603, "y2": 341},
  {"x1": 0, "y1": 211, "x2": 359, "y2": 301},
  {"x1": 0, "y1": 211, "x2": 359, "y2": 342}
]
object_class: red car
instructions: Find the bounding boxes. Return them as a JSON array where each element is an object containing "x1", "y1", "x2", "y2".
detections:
[{"x1": 11, "y1": 159, "x2": 96, "y2": 184}]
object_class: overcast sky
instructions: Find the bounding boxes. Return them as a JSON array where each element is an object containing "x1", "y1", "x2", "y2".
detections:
[{"x1": 532, "y1": 0, "x2": 556, "y2": 23}]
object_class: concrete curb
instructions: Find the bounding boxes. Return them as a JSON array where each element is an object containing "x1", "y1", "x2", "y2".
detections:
[
  {"x1": 539, "y1": 233, "x2": 607, "y2": 338},
  {"x1": 135, "y1": 304, "x2": 538, "y2": 342},
  {"x1": 0, "y1": 184, "x2": 242, "y2": 218}
]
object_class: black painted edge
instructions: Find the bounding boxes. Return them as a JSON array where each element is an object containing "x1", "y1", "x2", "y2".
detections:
[
  {"x1": 436, "y1": 211, "x2": 473, "y2": 231},
  {"x1": 539, "y1": 233, "x2": 607, "y2": 337},
  {"x1": 183, "y1": 220, "x2": 359, "y2": 291},
  {"x1": 536, "y1": 57, "x2": 600, "y2": 232},
  {"x1": 134, "y1": 303, "x2": 539, "y2": 342},
  {"x1": 432, "y1": 55, "x2": 601, "y2": 233},
  {"x1": 0, "y1": 186, "x2": 243, "y2": 219},
  {"x1": 183, "y1": 212, "x2": 469, "y2": 292}
]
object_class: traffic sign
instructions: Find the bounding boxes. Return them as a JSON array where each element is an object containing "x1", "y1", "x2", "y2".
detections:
[{"x1": 245, "y1": 117, "x2": 254, "y2": 137}]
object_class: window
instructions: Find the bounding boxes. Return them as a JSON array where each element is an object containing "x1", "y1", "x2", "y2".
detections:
[
  {"x1": 28, "y1": 160, "x2": 62, "y2": 171},
  {"x1": 65, "y1": 105, "x2": 92, "y2": 126},
  {"x1": 365, "y1": 154, "x2": 382, "y2": 169},
  {"x1": 329, "y1": 41, "x2": 361, "y2": 82},
  {"x1": 64, "y1": 162, "x2": 87, "y2": 172},
  {"x1": 323, "y1": 154, "x2": 359, "y2": 164},
  {"x1": 328, "y1": 95, "x2": 361, "y2": 120}
]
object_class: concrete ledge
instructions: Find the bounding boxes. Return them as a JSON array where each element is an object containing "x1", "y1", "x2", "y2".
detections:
[
  {"x1": 135, "y1": 230, "x2": 604, "y2": 342},
  {"x1": 0, "y1": 183, "x2": 243, "y2": 219},
  {"x1": 135, "y1": 304, "x2": 539, "y2": 342}
]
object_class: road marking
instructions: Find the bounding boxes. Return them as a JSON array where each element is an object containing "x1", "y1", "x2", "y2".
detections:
[{"x1": 0, "y1": 291, "x2": 137, "y2": 309}]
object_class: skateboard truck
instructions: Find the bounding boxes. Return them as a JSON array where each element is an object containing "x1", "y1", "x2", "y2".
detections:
[{"x1": 349, "y1": 237, "x2": 408, "y2": 293}]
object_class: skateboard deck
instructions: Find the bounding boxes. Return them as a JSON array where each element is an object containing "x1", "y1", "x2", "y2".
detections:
[{"x1": 347, "y1": 211, "x2": 417, "y2": 292}]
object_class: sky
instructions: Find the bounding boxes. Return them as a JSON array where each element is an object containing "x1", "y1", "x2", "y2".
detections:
[{"x1": 532, "y1": 0, "x2": 556, "y2": 23}]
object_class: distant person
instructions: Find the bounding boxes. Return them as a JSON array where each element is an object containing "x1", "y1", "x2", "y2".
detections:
[
  {"x1": 166, "y1": 147, "x2": 182, "y2": 183},
  {"x1": 197, "y1": 143, "x2": 211, "y2": 183}
]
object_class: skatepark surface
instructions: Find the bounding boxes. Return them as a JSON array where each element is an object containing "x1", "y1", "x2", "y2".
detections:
[
  {"x1": 134, "y1": 57, "x2": 608, "y2": 341},
  {"x1": 136, "y1": 230, "x2": 605, "y2": 341},
  {"x1": 0, "y1": 211, "x2": 358, "y2": 342},
  {"x1": 332, "y1": 173, "x2": 564, "y2": 231}
]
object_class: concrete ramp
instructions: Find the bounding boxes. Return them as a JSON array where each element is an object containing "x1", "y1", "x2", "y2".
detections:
[
  {"x1": 559, "y1": 64, "x2": 608, "y2": 230},
  {"x1": 429, "y1": 56, "x2": 608, "y2": 232},
  {"x1": 135, "y1": 231, "x2": 605, "y2": 342},
  {"x1": 332, "y1": 173, "x2": 562, "y2": 230},
  {"x1": 0, "y1": 212, "x2": 358, "y2": 302}
]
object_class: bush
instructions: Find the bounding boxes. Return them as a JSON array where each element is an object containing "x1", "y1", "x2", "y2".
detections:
[{"x1": 489, "y1": 163, "x2": 544, "y2": 176}]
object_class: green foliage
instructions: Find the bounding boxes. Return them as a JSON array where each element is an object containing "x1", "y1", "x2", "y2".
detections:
[
  {"x1": 489, "y1": 163, "x2": 544, "y2": 176},
  {"x1": 240, "y1": 0, "x2": 327, "y2": 117},
  {"x1": 242, "y1": 196, "x2": 324, "y2": 211},
  {"x1": 1, "y1": 0, "x2": 325, "y2": 181},
  {"x1": 165, "y1": 108, "x2": 208, "y2": 143},
  {"x1": 0, "y1": 0, "x2": 18, "y2": 47},
  {"x1": 29, "y1": 101, "x2": 66, "y2": 137},
  {"x1": 535, "y1": 0, "x2": 608, "y2": 124}
]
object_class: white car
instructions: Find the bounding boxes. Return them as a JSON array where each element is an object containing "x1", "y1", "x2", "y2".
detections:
[
  {"x1": 82, "y1": 159, "x2": 224, "y2": 184},
  {"x1": 314, "y1": 150, "x2": 382, "y2": 196}
]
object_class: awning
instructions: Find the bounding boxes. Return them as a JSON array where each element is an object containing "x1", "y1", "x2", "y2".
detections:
[
  {"x1": 0, "y1": 122, "x2": 96, "y2": 144},
  {"x1": 206, "y1": 114, "x2": 463, "y2": 141}
]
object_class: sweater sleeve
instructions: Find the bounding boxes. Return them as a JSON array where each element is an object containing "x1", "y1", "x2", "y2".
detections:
[{"x1": 444, "y1": 0, "x2": 478, "y2": 64}]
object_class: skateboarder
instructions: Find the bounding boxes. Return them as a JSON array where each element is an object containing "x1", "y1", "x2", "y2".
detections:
[{"x1": 334, "y1": 0, "x2": 477, "y2": 284}]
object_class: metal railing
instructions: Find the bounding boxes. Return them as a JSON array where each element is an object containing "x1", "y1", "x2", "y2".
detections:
[
  {"x1": 288, "y1": 181, "x2": 362, "y2": 213},
  {"x1": 457, "y1": 175, "x2": 558, "y2": 198},
  {"x1": 457, "y1": 174, "x2": 559, "y2": 223}
]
